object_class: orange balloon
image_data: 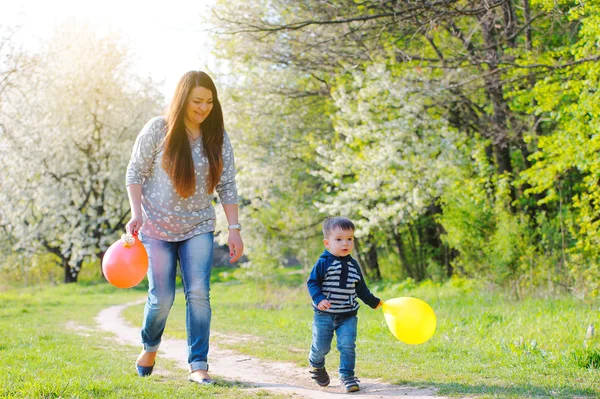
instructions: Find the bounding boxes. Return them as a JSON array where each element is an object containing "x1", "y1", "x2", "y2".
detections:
[{"x1": 102, "y1": 234, "x2": 148, "y2": 288}]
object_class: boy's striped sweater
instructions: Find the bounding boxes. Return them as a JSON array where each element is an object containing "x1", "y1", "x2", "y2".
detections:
[{"x1": 307, "y1": 250, "x2": 380, "y2": 316}]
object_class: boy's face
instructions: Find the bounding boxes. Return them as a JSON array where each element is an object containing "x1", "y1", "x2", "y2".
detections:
[{"x1": 324, "y1": 227, "x2": 355, "y2": 257}]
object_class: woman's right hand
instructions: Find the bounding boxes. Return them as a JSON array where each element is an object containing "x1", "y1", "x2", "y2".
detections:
[{"x1": 126, "y1": 214, "x2": 143, "y2": 235}]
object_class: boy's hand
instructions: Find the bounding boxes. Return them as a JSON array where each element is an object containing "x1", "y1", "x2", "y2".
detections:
[
  {"x1": 317, "y1": 299, "x2": 331, "y2": 311},
  {"x1": 375, "y1": 300, "x2": 383, "y2": 309}
]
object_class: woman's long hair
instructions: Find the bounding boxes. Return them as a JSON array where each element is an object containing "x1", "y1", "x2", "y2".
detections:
[{"x1": 162, "y1": 71, "x2": 224, "y2": 198}]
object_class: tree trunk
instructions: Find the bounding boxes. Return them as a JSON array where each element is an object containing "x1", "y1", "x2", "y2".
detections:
[
  {"x1": 358, "y1": 234, "x2": 381, "y2": 281},
  {"x1": 423, "y1": 204, "x2": 447, "y2": 276},
  {"x1": 366, "y1": 239, "x2": 381, "y2": 281},
  {"x1": 494, "y1": 145, "x2": 513, "y2": 177},
  {"x1": 407, "y1": 224, "x2": 424, "y2": 281},
  {"x1": 478, "y1": 10, "x2": 516, "y2": 203},
  {"x1": 98, "y1": 250, "x2": 106, "y2": 281},
  {"x1": 518, "y1": 0, "x2": 548, "y2": 216},
  {"x1": 63, "y1": 257, "x2": 78, "y2": 283},
  {"x1": 392, "y1": 229, "x2": 415, "y2": 279},
  {"x1": 416, "y1": 223, "x2": 425, "y2": 281},
  {"x1": 353, "y1": 237, "x2": 368, "y2": 277}
]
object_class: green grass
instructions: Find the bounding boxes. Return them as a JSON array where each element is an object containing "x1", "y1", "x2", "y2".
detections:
[
  {"x1": 3, "y1": 267, "x2": 600, "y2": 398},
  {"x1": 0, "y1": 282, "x2": 286, "y2": 398},
  {"x1": 121, "y1": 271, "x2": 600, "y2": 399}
]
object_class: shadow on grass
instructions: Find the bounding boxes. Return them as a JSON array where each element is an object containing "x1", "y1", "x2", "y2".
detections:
[
  {"x1": 212, "y1": 378, "x2": 255, "y2": 388},
  {"x1": 154, "y1": 373, "x2": 255, "y2": 389},
  {"x1": 413, "y1": 381, "x2": 598, "y2": 398}
]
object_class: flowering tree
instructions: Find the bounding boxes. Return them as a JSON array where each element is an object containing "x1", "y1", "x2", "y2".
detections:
[
  {"x1": 316, "y1": 65, "x2": 460, "y2": 232},
  {"x1": 215, "y1": 65, "x2": 331, "y2": 271},
  {"x1": 0, "y1": 23, "x2": 163, "y2": 282},
  {"x1": 312, "y1": 64, "x2": 463, "y2": 279}
]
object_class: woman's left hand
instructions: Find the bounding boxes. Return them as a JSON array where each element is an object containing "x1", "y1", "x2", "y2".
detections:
[{"x1": 228, "y1": 229, "x2": 244, "y2": 263}]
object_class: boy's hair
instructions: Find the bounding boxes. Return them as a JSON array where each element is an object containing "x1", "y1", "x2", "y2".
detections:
[{"x1": 322, "y1": 217, "x2": 355, "y2": 238}]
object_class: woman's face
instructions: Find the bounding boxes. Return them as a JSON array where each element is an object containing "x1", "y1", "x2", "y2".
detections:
[{"x1": 185, "y1": 86, "x2": 214, "y2": 126}]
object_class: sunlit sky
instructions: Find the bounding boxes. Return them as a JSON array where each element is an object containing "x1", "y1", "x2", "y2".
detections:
[{"x1": 1, "y1": 0, "x2": 219, "y2": 99}]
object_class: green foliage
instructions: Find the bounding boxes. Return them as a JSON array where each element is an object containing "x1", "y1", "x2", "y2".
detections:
[
  {"x1": 0, "y1": 253, "x2": 106, "y2": 287},
  {"x1": 508, "y1": 0, "x2": 600, "y2": 294},
  {"x1": 5, "y1": 0, "x2": 600, "y2": 298},
  {"x1": 216, "y1": 53, "x2": 333, "y2": 273},
  {"x1": 0, "y1": 253, "x2": 61, "y2": 286}
]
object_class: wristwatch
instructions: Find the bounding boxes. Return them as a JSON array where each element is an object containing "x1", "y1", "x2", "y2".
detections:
[{"x1": 228, "y1": 223, "x2": 242, "y2": 231}]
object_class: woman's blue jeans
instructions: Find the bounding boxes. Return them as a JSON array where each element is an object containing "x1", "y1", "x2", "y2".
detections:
[
  {"x1": 308, "y1": 311, "x2": 358, "y2": 379},
  {"x1": 139, "y1": 232, "x2": 214, "y2": 372}
]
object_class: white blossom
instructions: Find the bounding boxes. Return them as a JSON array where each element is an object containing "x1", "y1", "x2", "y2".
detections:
[{"x1": 0, "y1": 23, "x2": 163, "y2": 276}]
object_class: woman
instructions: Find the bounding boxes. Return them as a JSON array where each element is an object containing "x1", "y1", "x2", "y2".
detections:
[{"x1": 125, "y1": 71, "x2": 243, "y2": 385}]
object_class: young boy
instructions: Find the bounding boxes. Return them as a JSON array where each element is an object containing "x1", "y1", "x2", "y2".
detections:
[{"x1": 306, "y1": 217, "x2": 381, "y2": 393}]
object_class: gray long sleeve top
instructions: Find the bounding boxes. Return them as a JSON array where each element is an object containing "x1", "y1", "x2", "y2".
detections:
[{"x1": 126, "y1": 116, "x2": 238, "y2": 241}]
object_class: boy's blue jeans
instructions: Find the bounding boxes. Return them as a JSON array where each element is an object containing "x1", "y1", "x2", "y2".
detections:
[
  {"x1": 139, "y1": 232, "x2": 214, "y2": 372},
  {"x1": 308, "y1": 311, "x2": 358, "y2": 379}
]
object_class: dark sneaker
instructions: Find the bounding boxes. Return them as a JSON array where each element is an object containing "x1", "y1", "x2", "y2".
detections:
[
  {"x1": 341, "y1": 376, "x2": 360, "y2": 392},
  {"x1": 309, "y1": 367, "x2": 330, "y2": 387}
]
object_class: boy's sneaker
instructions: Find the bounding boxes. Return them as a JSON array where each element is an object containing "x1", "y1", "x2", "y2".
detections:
[
  {"x1": 309, "y1": 367, "x2": 330, "y2": 387},
  {"x1": 341, "y1": 376, "x2": 360, "y2": 392}
]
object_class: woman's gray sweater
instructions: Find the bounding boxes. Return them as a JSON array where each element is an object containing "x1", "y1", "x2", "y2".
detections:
[{"x1": 126, "y1": 116, "x2": 238, "y2": 241}]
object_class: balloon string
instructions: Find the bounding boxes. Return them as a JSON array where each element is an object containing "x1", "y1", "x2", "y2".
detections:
[{"x1": 121, "y1": 233, "x2": 135, "y2": 248}]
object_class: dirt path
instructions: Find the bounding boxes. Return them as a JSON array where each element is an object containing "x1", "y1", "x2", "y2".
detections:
[{"x1": 95, "y1": 300, "x2": 447, "y2": 398}]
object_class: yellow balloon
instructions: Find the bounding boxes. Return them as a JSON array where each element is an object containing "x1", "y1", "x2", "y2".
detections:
[{"x1": 382, "y1": 297, "x2": 437, "y2": 345}]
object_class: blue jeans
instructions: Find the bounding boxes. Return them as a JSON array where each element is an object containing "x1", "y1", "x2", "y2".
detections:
[
  {"x1": 308, "y1": 311, "x2": 358, "y2": 379},
  {"x1": 139, "y1": 232, "x2": 214, "y2": 372}
]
